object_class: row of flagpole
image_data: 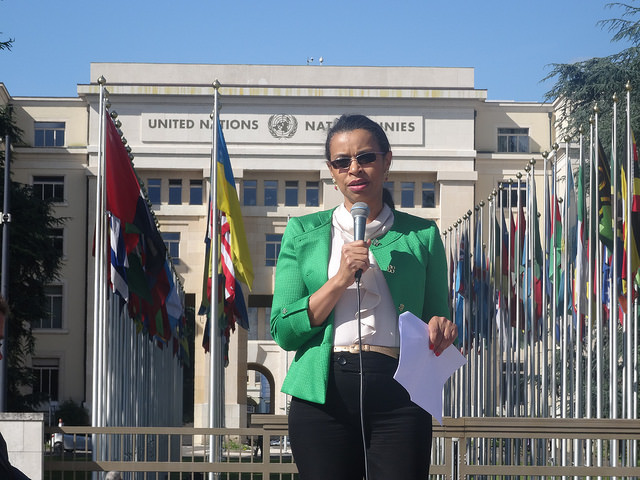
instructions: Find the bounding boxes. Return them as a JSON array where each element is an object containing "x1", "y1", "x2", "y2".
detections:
[
  {"x1": 91, "y1": 76, "x2": 252, "y2": 479},
  {"x1": 443, "y1": 82, "x2": 639, "y2": 468},
  {"x1": 92, "y1": 78, "x2": 187, "y2": 478}
]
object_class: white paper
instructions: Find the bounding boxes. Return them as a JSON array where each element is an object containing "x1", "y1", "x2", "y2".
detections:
[{"x1": 393, "y1": 311, "x2": 467, "y2": 424}]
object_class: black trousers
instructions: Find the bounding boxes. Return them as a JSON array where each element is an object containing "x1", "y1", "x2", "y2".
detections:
[{"x1": 288, "y1": 352, "x2": 432, "y2": 480}]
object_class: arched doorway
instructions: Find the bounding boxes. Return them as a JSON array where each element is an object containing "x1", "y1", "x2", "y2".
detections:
[{"x1": 247, "y1": 363, "x2": 275, "y2": 418}]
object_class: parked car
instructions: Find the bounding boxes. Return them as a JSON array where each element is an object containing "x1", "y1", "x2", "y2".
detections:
[{"x1": 52, "y1": 431, "x2": 92, "y2": 454}]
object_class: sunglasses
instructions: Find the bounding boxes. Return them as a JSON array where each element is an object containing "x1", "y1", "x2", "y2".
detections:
[{"x1": 329, "y1": 151, "x2": 385, "y2": 170}]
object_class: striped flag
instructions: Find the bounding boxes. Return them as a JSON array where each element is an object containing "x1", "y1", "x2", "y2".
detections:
[
  {"x1": 598, "y1": 139, "x2": 614, "y2": 250},
  {"x1": 199, "y1": 120, "x2": 252, "y2": 353},
  {"x1": 573, "y1": 158, "x2": 587, "y2": 317},
  {"x1": 621, "y1": 129, "x2": 640, "y2": 296}
]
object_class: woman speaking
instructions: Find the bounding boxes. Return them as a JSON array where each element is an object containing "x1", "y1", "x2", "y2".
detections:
[{"x1": 270, "y1": 114, "x2": 457, "y2": 480}]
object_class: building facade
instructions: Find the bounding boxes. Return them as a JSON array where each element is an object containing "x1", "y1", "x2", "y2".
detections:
[{"x1": 0, "y1": 63, "x2": 554, "y2": 427}]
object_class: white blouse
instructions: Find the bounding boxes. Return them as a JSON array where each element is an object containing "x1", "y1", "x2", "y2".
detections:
[{"x1": 329, "y1": 204, "x2": 400, "y2": 348}]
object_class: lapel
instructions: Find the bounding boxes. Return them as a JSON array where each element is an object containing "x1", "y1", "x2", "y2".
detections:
[
  {"x1": 292, "y1": 210, "x2": 333, "y2": 294},
  {"x1": 370, "y1": 211, "x2": 426, "y2": 318}
]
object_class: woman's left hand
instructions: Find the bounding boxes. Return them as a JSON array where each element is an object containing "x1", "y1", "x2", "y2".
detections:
[{"x1": 427, "y1": 316, "x2": 458, "y2": 356}]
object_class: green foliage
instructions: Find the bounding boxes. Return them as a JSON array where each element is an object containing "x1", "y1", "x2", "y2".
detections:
[
  {"x1": 0, "y1": 105, "x2": 23, "y2": 141},
  {"x1": 543, "y1": 2, "x2": 640, "y2": 145},
  {"x1": 0, "y1": 33, "x2": 13, "y2": 52},
  {"x1": 54, "y1": 399, "x2": 90, "y2": 426},
  {"x1": 0, "y1": 106, "x2": 64, "y2": 411}
]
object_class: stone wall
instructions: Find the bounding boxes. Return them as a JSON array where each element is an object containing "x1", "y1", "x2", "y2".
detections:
[{"x1": 0, "y1": 412, "x2": 44, "y2": 480}]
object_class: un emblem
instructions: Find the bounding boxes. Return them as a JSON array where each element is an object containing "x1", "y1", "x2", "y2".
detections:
[{"x1": 268, "y1": 114, "x2": 298, "y2": 139}]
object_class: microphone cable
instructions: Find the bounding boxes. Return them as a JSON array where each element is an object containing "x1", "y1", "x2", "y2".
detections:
[{"x1": 355, "y1": 274, "x2": 370, "y2": 480}]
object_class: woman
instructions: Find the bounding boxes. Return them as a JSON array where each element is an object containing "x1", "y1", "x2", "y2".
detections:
[{"x1": 270, "y1": 114, "x2": 457, "y2": 480}]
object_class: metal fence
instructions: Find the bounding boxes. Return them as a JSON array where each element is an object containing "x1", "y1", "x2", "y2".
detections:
[{"x1": 44, "y1": 416, "x2": 640, "y2": 479}]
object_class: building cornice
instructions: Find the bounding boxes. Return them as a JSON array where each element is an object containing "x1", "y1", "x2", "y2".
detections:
[{"x1": 77, "y1": 84, "x2": 487, "y2": 101}]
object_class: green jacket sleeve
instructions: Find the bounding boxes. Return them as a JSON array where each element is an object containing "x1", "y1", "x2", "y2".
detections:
[{"x1": 270, "y1": 217, "x2": 327, "y2": 352}]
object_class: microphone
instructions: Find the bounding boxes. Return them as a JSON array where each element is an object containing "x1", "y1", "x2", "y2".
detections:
[{"x1": 350, "y1": 202, "x2": 369, "y2": 280}]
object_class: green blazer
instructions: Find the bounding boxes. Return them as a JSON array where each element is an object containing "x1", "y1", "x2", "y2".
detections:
[{"x1": 270, "y1": 207, "x2": 450, "y2": 404}]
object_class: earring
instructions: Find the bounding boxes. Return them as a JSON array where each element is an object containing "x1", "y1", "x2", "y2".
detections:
[
  {"x1": 332, "y1": 177, "x2": 338, "y2": 190},
  {"x1": 384, "y1": 171, "x2": 389, "y2": 181}
]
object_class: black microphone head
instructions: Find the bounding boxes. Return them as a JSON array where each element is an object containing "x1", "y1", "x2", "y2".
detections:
[{"x1": 350, "y1": 202, "x2": 370, "y2": 219}]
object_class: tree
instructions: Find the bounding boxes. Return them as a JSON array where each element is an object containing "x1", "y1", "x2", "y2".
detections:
[
  {"x1": 0, "y1": 106, "x2": 65, "y2": 411},
  {"x1": 0, "y1": 32, "x2": 13, "y2": 51},
  {"x1": 544, "y1": 2, "x2": 640, "y2": 143}
]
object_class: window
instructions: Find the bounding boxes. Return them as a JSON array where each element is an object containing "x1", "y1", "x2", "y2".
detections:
[
  {"x1": 189, "y1": 180, "x2": 203, "y2": 205},
  {"x1": 265, "y1": 234, "x2": 283, "y2": 266},
  {"x1": 33, "y1": 176, "x2": 64, "y2": 202},
  {"x1": 34, "y1": 122, "x2": 65, "y2": 147},
  {"x1": 498, "y1": 128, "x2": 529, "y2": 153},
  {"x1": 264, "y1": 180, "x2": 278, "y2": 206},
  {"x1": 162, "y1": 232, "x2": 181, "y2": 265},
  {"x1": 422, "y1": 182, "x2": 435, "y2": 208},
  {"x1": 32, "y1": 358, "x2": 60, "y2": 402},
  {"x1": 243, "y1": 180, "x2": 257, "y2": 206},
  {"x1": 32, "y1": 285, "x2": 63, "y2": 329},
  {"x1": 498, "y1": 181, "x2": 527, "y2": 207},
  {"x1": 401, "y1": 182, "x2": 415, "y2": 208},
  {"x1": 306, "y1": 181, "x2": 319, "y2": 207},
  {"x1": 147, "y1": 178, "x2": 161, "y2": 205},
  {"x1": 169, "y1": 179, "x2": 182, "y2": 205},
  {"x1": 285, "y1": 181, "x2": 298, "y2": 206},
  {"x1": 49, "y1": 228, "x2": 64, "y2": 256}
]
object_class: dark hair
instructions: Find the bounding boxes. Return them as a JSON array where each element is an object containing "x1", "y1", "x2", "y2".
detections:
[{"x1": 324, "y1": 114, "x2": 391, "y2": 161}]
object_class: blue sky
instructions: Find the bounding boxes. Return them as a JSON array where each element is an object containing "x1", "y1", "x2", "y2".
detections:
[{"x1": 0, "y1": 0, "x2": 633, "y2": 101}]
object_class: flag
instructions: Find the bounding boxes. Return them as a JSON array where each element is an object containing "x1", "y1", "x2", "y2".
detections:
[
  {"x1": 530, "y1": 173, "x2": 543, "y2": 326},
  {"x1": 105, "y1": 115, "x2": 166, "y2": 274},
  {"x1": 549, "y1": 190, "x2": 563, "y2": 307},
  {"x1": 200, "y1": 120, "x2": 252, "y2": 353},
  {"x1": 573, "y1": 159, "x2": 587, "y2": 315},
  {"x1": 621, "y1": 128, "x2": 640, "y2": 296},
  {"x1": 598, "y1": 139, "x2": 614, "y2": 250},
  {"x1": 454, "y1": 227, "x2": 468, "y2": 336},
  {"x1": 563, "y1": 158, "x2": 578, "y2": 311},
  {"x1": 105, "y1": 112, "x2": 178, "y2": 341},
  {"x1": 216, "y1": 122, "x2": 254, "y2": 289}
]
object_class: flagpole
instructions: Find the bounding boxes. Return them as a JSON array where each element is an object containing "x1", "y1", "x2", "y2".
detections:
[
  {"x1": 515, "y1": 172, "x2": 522, "y2": 418},
  {"x1": 497, "y1": 185, "x2": 505, "y2": 418},
  {"x1": 477, "y1": 201, "x2": 484, "y2": 418},
  {"x1": 574, "y1": 127, "x2": 585, "y2": 472},
  {"x1": 90, "y1": 78, "x2": 107, "y2": 477},
  {"x1": 465, "y1": 212, "x2": 472, "y2": 417},
  {"x1": 209, "y1": 80, "x2": 223, "y2": 480},
  {"x1": 551, "y1": 143, "x2": 559, "y2": 423},
  {"x1": 586, "y1": 116, "x2": 595, "y2": 468},
  {"x1": 527, "y1": 160, "x2": 536, "y2": 419},
  {"x1": 542, "y1": 150, "x2": 550, "y2": 419},
  {"x1": 624, "y1": 81, "x2": 636, "y2": 467},
  {"x1": 523, "y1": 165, "x2": 530, "y2": 421},
  {"x1": 625, "y1": 82, "x2": 633, "y2": 424},
  {"x1": 454, "y1": 221, "x2": 463, "y2": 418},
  {"x1": 506, "y1": 180, "x2": 514, "y2": 419},
  {"x1": 611, "y1": 96, "x2": 619, "y2": 445},
  {"x1": 490, "y1": 190, "x2": 498, "y2": 418},
  {"x1": 594, "y1": 104, "x2": 604, "y2": 472}
]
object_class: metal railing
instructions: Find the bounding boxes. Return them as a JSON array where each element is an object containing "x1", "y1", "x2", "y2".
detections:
[{"x1": 44, "y1": 416, "x2": 640, "y2": 479}]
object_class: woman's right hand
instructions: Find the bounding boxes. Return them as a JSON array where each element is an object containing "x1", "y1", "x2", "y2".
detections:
[
  {"x1": 307, "y1": 239, "x2": 371, "y2": 327},
  {"x1": 335, "y1": 239, "x2": 371, "y2": 288}
]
